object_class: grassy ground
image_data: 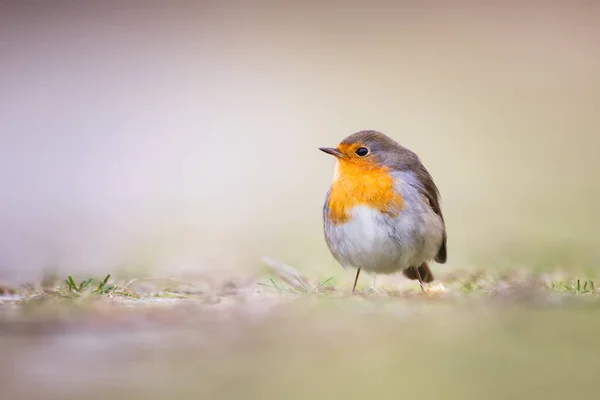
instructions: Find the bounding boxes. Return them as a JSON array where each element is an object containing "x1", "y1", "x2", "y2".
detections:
[{"x1": 1, "y1": 263, "x2": 600, "y2": 400}]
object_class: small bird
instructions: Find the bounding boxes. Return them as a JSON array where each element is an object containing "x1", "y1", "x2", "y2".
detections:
[{"x1": 320, "y1": 130, "x2": 447, "y2": 293}]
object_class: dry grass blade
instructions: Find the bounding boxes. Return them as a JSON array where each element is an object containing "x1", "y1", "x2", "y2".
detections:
[
  {"x1": 124, "y1": 277, "x2": 199, "y2": 291},
  {"x1": 262, "y1": 257, "x2": 317, "y2": 291}
]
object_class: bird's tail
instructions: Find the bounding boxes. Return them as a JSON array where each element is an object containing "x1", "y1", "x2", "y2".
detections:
[{"x1": 402, "y1": 263, "x2": 434, "y2": 283}]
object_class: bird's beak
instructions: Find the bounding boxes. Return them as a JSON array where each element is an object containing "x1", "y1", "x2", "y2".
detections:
[{"x1": 319, "y1": 147, "x2": 344, "y2": 158}]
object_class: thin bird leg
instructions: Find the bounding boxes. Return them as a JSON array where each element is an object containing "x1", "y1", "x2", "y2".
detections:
[
  {"x1": 414, "y1": 267, "x2": 426, "y2": 294},
  {"x1": 369, "y1": 273, "x2": 383, "y2": 295},
  {"x1": 352, "y1": 268, "x2": 361, "y2": 294}
]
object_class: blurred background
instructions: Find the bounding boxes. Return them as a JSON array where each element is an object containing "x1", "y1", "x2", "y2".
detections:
[{"x1": 1, "y1": 0, "x2": 600, "y2": 283}]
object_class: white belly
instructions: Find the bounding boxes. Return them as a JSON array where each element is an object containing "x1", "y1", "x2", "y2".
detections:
[{"x1": 324, "y1": 202, "x2": 444, "y2": 274}]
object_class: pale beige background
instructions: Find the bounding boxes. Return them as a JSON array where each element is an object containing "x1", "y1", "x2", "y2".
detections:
[{"x1": 1, "y1": 1, "x2": 599, "y2": 283}]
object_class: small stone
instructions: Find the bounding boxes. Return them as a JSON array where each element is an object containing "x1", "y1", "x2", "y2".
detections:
[{"x1": 426, "y1": 283, "x2": 448, "y2": 294}]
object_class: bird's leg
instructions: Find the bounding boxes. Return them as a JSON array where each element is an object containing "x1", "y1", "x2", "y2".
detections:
[
  {"x1": 370, "y1": 274, "x2": 382, "y2": 294},
  {"x1": 369, "y1": 273, "x2": 384, "y2": 295},
  {"x1": 352, "y1": 268, "x2": 361, "y2": 294},
  {"x1": 414, "y1": 267, "x2": 427, "y2": 294}
]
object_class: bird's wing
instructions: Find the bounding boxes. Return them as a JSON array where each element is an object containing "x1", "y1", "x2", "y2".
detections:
[{"x1": 414, "y1": 162, "x2": 447, "y2": 264}]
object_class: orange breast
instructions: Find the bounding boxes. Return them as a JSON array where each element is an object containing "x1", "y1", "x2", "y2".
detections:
[{"x1": 326, "y1": 159, "x2": 404, "y2": 224}]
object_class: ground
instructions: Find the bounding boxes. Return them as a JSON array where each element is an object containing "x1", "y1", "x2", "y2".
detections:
[{"x1": 1, "y1": 261, "x2": 599, "y2": 400}]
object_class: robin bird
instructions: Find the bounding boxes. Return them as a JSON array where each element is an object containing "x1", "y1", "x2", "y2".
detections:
[{"x1": 319, "y1": 130, "x2": 447, "y2": 293}]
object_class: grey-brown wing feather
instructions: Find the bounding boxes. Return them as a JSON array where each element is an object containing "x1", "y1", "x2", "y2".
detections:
[{"x1": 414, "y1": 162, "x2": 447, "y2": 263}]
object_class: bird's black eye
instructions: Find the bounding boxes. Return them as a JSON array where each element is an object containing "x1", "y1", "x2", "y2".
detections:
[{"x1": 355, "y1": 147, "x2": 369, "y2": 156}]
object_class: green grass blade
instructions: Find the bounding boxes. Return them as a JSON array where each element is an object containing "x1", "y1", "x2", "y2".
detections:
[{"x1": 67, "y1": 275, "x2": 78, "y2": 292}]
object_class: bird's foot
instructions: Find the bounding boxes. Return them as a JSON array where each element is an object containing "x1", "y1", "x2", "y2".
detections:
[{"x1": 367, "y1": 285, "x2": 387, "y2": 296}]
